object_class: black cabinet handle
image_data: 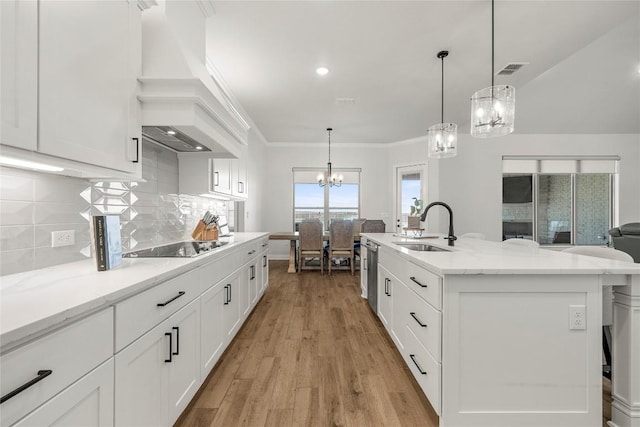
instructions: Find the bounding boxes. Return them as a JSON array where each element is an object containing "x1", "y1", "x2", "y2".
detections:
[
  {"x1": 213, "y1": 171, "x2": 220, "y2": 187},
  {"x1": 248, "y1": 250, "x2": 256, "y2": 255},
  {"x1": 228, "y1": 284, "x2": 232, "y2": 303},
  {"x1": 0, "y1": 370, "x2": 53, "y2": 404},
  {"x1": 409, "y1": 276, "x2": 427, "y2": 288},
  {"x1": 131, "y1": 137, "x2": 139, "y2": 163},
  {"x1": 224, "y1": 285, "x2": 229, "y2": 305},
  {"x1": 157, "y1": 291, "x2": 185, "y2": 307},
  {"x1": 165, "y1": 332, "x2": 173, "y2": 363},
  {"x1": 238, "y1": 182, "x2": 245, "y2": 193},
  {"x1": 261, "y1": 243, "x2": 268, "y2": 248},
  {"x1": 410, "y1": 312, "x2": 427, "y2": 327},
  {"x1": 263, "y1": 255, "x2": 267, "y2": 268},
  {"x1": 172, "y1": 327, "x2": 179, "y2": 356},
  {"x1": 250, "y1": 265, "x2": 256, "y2": 280},
  {"x1": 409, "y1": 354, "x2": 427, "y2": 375}
]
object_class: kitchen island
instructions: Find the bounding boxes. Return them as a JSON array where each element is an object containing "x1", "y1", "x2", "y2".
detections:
[{"x1": 361, "y1": 233, "x2": 640, "y2": 427}]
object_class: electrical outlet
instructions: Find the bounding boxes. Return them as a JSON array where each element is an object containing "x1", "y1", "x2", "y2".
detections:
[
  {"x1": 569, "y1": 305, "x2": 586, "y2": 330},
  {"x1": 51, "y1": 230, "x2": 75, "y2": 248}
]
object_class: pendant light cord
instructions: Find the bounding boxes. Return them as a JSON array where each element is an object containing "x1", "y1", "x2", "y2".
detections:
[
  {"x1": 441, "y1": 55, "x2": 444, "y2": 124},
  {"x1": 491, "y1": 0, "x2": 495, "y2": 88}
]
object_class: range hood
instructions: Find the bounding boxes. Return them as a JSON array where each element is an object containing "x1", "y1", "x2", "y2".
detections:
[{"x1": 138, "y1": 1, "x2": 249, "y2": 156}]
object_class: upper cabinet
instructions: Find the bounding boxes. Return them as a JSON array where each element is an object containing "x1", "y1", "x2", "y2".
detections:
[
  {"x1": 0, "y1": 0, "x2": 142, "y2": 178},
  {"x1": 1, "y1": 0, "x2": 38, "y2": 151},
  {"x1": 178, "y1": 154, "x2": 248, "y2": 201}
]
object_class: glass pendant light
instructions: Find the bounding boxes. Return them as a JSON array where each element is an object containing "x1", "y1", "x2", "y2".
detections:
[
  {"x1": 470, "y1": 0, "x2": 515, "y2": 138},
  {"x1": 428, "y1": 50, "x2": 457, "y2": 158}
]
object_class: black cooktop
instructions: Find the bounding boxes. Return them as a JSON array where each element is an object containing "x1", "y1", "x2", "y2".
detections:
[{"x1": 123, "y1": 240, "x2": 228, "y2": 258}]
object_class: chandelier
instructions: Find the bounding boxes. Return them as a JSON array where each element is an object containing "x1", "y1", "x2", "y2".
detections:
[
  {"x1": 428, "y1": 50, "x2": 457, "y2": 158},
  {"x1": 317, "y1": 128, "x2": 342, "y2": 187},
  {"x1": 470, "y1": 0, "x2": 515, "y2": 138}
]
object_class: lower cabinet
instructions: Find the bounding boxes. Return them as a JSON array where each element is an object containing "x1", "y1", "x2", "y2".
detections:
[
  {"x1": 14, "y1": 359, "x2": 114, "y2": 427},
  {"x1": 115, "y1": 299, "x2": 200, "y2": 426},
  {"x1": 260, "y1": 249, "x2": 269, "y2": 296},
  {"x1": 377, "y1": 264, "x2": 394, "y2": 333},
  {"x1": 222, "y1": 270, "x2": 243, "y2": 344},
  {"x1": 200, "y1": 281, "x2": 226, "y2": 377}
]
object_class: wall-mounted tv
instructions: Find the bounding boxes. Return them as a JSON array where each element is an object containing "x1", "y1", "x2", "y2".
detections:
[{"x1": 503, "y1": 175, "x2": 533, "y2": 203}]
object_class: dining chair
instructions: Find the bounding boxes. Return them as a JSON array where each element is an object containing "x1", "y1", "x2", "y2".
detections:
[
  {"x1": 360, "y1": 219, "x2": 385, "y2": 233},
  {"x1": 562, "y1": 246, "x2": 634, "y2": 379},
  {"x1": 298, "y1": 219, "x2": 324, "y2": 274},
  {"x1": 352, "y1": 218, "x2": 366, "y2": 264},
  {"x1": 328, "y1": 220, "x2": 355, "y2": 275},
  {"x1": 502, "y1": 238, "x2": 540, "y2": 247}
]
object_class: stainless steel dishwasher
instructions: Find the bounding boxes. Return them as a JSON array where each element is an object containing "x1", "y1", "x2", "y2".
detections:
[{"x1": 365, "y1": 240, "x2": 379, "y2": 312}]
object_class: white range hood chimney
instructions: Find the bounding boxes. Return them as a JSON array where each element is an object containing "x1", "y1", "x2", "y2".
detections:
[{"x1": 138, "y1": 0, "x2": 249, "y2": 156}]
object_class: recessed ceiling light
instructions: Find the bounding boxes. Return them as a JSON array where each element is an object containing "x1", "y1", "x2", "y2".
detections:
[
  {"x1": 196, "y1": 146, "x2": 203, "y2": 150},
  {"x1": 167, "y1": 130, "x2": 176, "y2": 135},
  {"x1": 316, "y1": 67, "x2": 329, "y2": 76}
]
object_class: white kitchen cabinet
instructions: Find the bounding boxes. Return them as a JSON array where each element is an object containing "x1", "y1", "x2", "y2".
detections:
[
  {"x1": 0, "y1": 308, "x2": 114, "y2": 427},
  {"x1": 14, "y1": 359, "x2": 114, "y2": 427},
  {"x1": 200, "y1": 281, "x2": 226, "y2": 377},
  {"x1": 115, "y1": 298, "x2": 200, "y2": 426},
  {"x1": 222, "y1": 270, "x2": 243, "y2": 344},
  {"x1": 37, "y1": 0, "x2": 141, "y2": 174},
  {"x1": 178, "y1": 154, "x2": 250, "y2": 200},
  {"x1": 1, "y1": 0, "x2": 38, "y2": 150},
  {"x1": 260, "y1": 248, "x2": 269, "y2": 296},
  {"x1": 231, "y1": 157, "x2": 248, "y2": 199},
  {"x1": 377, "y1": 264, "x2": 394, "y2": 334}
]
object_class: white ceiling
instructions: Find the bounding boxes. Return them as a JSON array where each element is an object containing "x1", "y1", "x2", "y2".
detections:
[{"x1": 205, "y1": 1, "x2": 640, "y2": 144}]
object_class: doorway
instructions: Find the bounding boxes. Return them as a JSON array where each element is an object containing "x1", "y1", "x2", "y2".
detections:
[{"x1": 395, "y1": 164, "x2": 427, "y2": 234}]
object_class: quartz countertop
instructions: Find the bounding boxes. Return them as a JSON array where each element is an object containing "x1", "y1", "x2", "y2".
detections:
[
  {"x1": 361, "y1": 233, "x2": 640, "y2": 276},
  {"x1": 0, "y1": 232, "x2": 269, "y2": 352}
]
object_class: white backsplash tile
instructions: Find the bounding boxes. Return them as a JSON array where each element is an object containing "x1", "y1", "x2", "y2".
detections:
[
  {"x1": 0, "y1": 140, "x2": 230, "y2": 275},
  {"x1": 0, "y1": 201, "x2": 35, "y2": 225},
  {"x1": 0, "y1": 225, "x2": 34, "y2": 251}
]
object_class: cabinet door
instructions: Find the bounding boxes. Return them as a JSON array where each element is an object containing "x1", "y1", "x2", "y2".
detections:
[
  {"x1": 0, "y1": 0, "x2": 37, "y2": 150},
  {"x1": 38, "y1": 0, "x2": 140, "y2": 174},
  {"x1": 15, "y1": 359, "x2": 114, "y2": 427},
  {"x1": 260, "y1": 252, "x2": 269, "y2": 295},
  {"x1": 115, "y1": 319, "x2": 170, "y2": 426},
  {"x1": 231, "y1": 158, "x2": 248, "y2": 198},
  {"x1": 247, "y1": 262, "x2": 258, "y2": 309},
  {"x1": 200, "y1": 283, "x2": 226, "y2": 377},
  {"x1": 223, "y1": 271, "x2": 242, "y2": 343},
  {"x1": 377, "y1": 264, "x2": 394, "y2": 333},
  {"x1": 210, "y1": 158, "x2": 232, "y2": 195},
  {"x1": 167, "y1": 300, "x2": 201, "y2": 425}
]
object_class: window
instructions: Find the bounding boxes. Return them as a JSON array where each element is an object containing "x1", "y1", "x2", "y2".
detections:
[
  {"x1": 293, "y1": 168, "x2": 361, "y2": 230},
  {"x1": 502, "y1": 157, "x2": 617, "y2": 246}
]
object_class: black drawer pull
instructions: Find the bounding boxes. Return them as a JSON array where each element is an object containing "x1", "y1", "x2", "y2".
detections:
[
  {"x1": 172, "y1": 327, "x2": 180, "y2": 356},
  {"x1": 261, "y1": 243, "x2": 268, "y2": 248},
  {"x1": 410, "y1": 312, "x2": 427, "y2": 327},
  {"x1": 157, "y1": 291, "x2": 185, "y2": 307},
  {"x1": 409, "y1": 276, "x2": 427, "y2": 288},
  {"x1": 263, "y1": 255, "x2": 267, "y2": 267},
  {"x1": 224, "y1": 285, "x2": 229, "y2": 305},
  {"x1": 248, "y1": 249, "x2": 256, "y2": 255},
  {"x1": 165, "y1": 332, "x2": 173, "y2": 363},
  {"x1": 1, "y1": 370, "x2": 53, "y2": 404},
  {"x1": 410, "y1": 354, "x2": 427, "y2": 375}
]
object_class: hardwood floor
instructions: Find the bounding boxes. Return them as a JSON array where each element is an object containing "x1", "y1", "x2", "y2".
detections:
[
  {"x1": 176, "y1": 260, "x2": 614, "y2": 427},
  {"x1": 176, "y1": 260, "x2": 439, "y2": 426}
]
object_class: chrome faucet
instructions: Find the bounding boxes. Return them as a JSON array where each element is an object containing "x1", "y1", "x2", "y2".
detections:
[{"x1": 420, "y1": 201, "x2": 457, "y2": 246}]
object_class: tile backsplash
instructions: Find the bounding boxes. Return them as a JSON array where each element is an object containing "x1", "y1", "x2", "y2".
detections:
[{"x1": 0, "y1": 141, "x2": 228, "y2": 276}]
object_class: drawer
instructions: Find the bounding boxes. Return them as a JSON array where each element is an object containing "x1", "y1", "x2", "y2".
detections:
[
  {"x1": 258, "y1": 237, "x2": 269, "y2": 252},
  {"x1": 402, "y1": 286, "x2": 442, "y2": 361},
  {"x1": 403, "y1": 325, "x2": 441, "y2": 415},
  {"x1": 381, "y1": 247, "x2": 442, "y2": 310},
  {"x1": 115, "y1": 267, "x2": 200, "y2": 351},
  {"x1": 1, "y1": 308, "x2": 114, "y2": 426},
  {"x1": 200, "y1": 247, "x2": 242, "y2": 287},
  {"x1": 241, "y1": 241, "x2": 260, "y2": 264}
]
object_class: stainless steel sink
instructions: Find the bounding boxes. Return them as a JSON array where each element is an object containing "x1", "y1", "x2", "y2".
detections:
[{"x1": 394, "y1": 242, "x2": 450, "y2": 252}]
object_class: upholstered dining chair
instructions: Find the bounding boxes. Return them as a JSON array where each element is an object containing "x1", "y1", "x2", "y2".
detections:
[
  {"x1": 562, "y1": 246, "x2": 634, "y2": 379},
  {"x1": 298, "y1": 219, "x2": 324, "y2": 274},
  {"x1": 328, "y1": 220, "x2": 355, "y2": 275},
  {"x1": 352, "y1": 218, "x2": 366, "y2": 263},
  {"x1": 360, "y1": 219, "x2": 385, "y2": 233}
]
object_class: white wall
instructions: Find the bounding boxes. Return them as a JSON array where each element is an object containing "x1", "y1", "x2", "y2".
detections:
[
  {"x1": 245, "y1": 129, "x2": 267, "y2": 231},
  {"x1": 439, "y1": 133, "x2": 640, "y2": 241},
  {"x1": 261, "y1": 133, "x2": 640, "y2": 258},
  {"x1": 263, "y1": 143, "x2": 388, "y2": 259}
]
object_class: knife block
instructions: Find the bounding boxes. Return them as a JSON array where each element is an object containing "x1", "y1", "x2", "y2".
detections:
[{"x1": 191, "y1": 220, "x2": 219, "y2": 240}]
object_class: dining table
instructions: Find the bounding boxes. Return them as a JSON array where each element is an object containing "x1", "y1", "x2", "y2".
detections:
[{"x1": 268, "y1": 231, "x2": 359, "y2": 273}]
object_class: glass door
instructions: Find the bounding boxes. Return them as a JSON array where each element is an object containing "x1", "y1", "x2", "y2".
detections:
[{"x1": 395, "y1": 165, "x2": 426, "y2": 234}]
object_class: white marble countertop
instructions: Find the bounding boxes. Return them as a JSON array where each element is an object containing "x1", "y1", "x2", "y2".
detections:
[
  {"x1": 0, "y1": 232, "x2": 269, "y2": 352},
  {"x1": 361, "y1": 233, "x2": 640, "y2": 276}
]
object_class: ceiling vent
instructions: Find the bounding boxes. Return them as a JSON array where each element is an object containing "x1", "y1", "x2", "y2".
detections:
[{"x1": 497, "y1": 62, "x2": 528, "y2": 76}]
